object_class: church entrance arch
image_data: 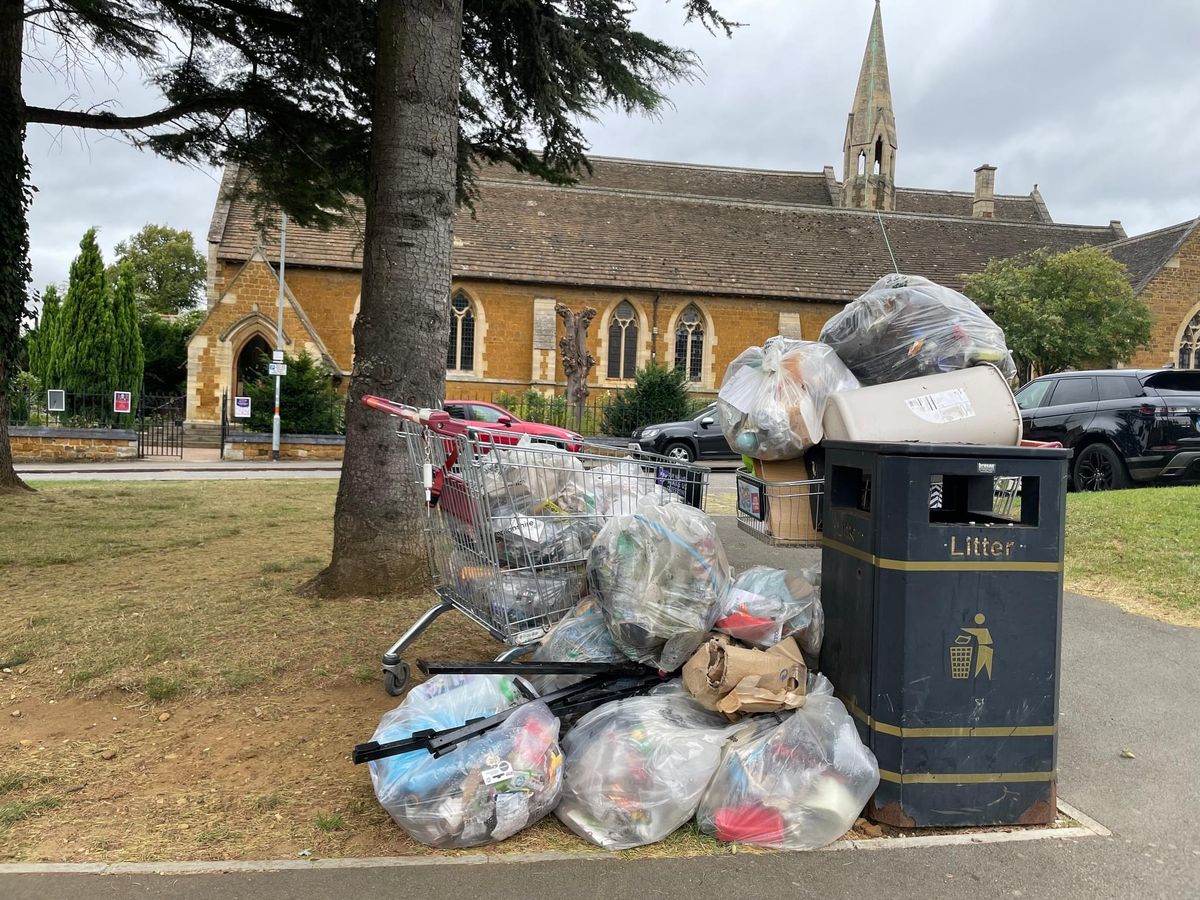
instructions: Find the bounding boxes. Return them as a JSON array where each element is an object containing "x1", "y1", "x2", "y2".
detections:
[{"x1": 235, "y1": 334, "x2": 274, "y2": 393}]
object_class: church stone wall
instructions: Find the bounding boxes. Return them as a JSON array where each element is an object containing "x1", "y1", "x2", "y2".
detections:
[
  {"x1": 187, "y1": 263, "x2": 846, "y2": 422},
  {"x1": 1129, "y1": 229, "x2": 1200, "y2": 368}
]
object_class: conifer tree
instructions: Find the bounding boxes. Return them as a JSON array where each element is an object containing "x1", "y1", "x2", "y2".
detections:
[
  {"x1": 27, "y1": 283, "x2": 60, "y2": 387},
  {"x1": 112, "y1": 262, "x2": 145, "y2": 405},
  {"x1": 48, "y1": 229, "x2": 119, "y2": 400}
]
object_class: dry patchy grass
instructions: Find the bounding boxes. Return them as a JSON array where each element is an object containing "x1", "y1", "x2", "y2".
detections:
[{"x1": 0, "y1": 479, "x2": 1178, "y2": 864}]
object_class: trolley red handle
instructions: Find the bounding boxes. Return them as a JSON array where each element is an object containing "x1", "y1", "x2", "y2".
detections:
[{"x1": 362, "y1": 394, "x2": 422, "y2": 420}]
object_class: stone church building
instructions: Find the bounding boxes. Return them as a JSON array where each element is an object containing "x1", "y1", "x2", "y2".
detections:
[{"x1": 186, "y1": 2, "x2": 1200, "y2": 426}]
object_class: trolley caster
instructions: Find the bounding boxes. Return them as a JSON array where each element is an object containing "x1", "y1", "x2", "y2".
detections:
[{"x1": 383, "y1": 661, "x2": 410, "y2": 697}]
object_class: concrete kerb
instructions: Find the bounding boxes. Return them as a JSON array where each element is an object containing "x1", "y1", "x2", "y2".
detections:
[{"x1": 0, "y1": 798, "x2": 1109, "y2": 877}]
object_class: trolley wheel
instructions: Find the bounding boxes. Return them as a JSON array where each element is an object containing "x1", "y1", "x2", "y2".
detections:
[{"x1": 383, "y1": 662, "x2": 410, "y2": 697}]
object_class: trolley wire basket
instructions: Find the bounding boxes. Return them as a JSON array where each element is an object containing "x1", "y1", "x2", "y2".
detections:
[
  {"x1": 734, "y1": 466, "x2": 824, "y2": 548},
  {"x1": 364, "y1": 396, "x2": 710, "y2": 695}
]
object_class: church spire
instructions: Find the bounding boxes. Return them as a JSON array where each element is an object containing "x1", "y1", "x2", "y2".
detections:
[{"x1": 842, "y1": 0, "x2": 898, "y2": 211}]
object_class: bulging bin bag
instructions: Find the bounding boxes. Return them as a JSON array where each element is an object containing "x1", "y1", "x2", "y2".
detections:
[
  {"x1": 367, "y1": 675, "x2": 563, "y2": 848},
  {"x1": 588, "y1": 495, "x2": 731, "y2": 671},
  {"x1": 716, "y1": 337, "x2": 859, "y2": 460},
  {"x1": 818, "y1": 273, "x2": 1017, "y2": 385},
  {"x1": 586, "y1": 458, "x2": 670, "y2": 517},
  {"x1": 715, "y1": 566, "x2": 824, "y2": 663},
  {"x1": 695, "y1": 674, "x2": 880, "y2": 851},
  {"x1": 530, "y1": 598, "x2": 628, "y2": 694},
  {"x1": 555, "y1": 694, "x2": 735, "y2": 849}
]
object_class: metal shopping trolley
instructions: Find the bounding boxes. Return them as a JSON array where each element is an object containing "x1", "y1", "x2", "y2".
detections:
[{"x1": 363, "y1": 396, "x2": 710, "y2": 695}]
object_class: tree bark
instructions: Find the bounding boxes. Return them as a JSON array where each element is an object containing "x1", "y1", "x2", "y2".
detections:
[
  {"x1": 0, "y1": 0, "x2": 30, "y2": 493},
  {"x1": 311, "y1": 0, "x2": 463, "y2": 596}
]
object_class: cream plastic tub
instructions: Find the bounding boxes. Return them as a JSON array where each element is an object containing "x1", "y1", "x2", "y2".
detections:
[{"x1": 821, "y1": 365, "x2": 1022, "y2": 446}]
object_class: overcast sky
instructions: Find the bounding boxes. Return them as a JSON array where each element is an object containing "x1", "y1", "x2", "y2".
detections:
[{"x1": 23, "y1": 0, "x2": 1200, "y2": 294}]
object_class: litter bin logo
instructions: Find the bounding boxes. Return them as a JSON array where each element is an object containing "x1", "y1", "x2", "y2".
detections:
[{"x1": 949, "y1": 613, "x2": 994, "y2": 680}]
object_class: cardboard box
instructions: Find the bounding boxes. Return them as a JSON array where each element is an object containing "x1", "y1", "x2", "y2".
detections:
[{"x1": 753, "y1": 457, "x2": 821, "y2": 544}]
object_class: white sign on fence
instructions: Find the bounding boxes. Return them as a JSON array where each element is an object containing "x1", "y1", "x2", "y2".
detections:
[
  {"x1": 46, "y1": 389, "x2": 65, "y2": 412},
  {"x1": 113, "y1": 391, "x2": 132, "y2": 414},
  {"x1": 234, "y1": 396, "x2": 252, "y2": 419}
]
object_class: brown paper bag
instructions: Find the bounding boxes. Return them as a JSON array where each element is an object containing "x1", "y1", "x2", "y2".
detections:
[{"x1": 682, "y1": 635, "x2": 807, "y2": 718}]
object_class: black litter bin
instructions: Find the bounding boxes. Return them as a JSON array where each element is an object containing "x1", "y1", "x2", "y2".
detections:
[{"x1": 819, "y1": 440, "x2": 1069, "y2": 828}]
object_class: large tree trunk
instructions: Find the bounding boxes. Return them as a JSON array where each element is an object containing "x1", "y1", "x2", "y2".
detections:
[
  {"x1": 0, "y1": 0, "x2": 31, "y2": 493},
  {"x1": 311, "y1": 0, "x2": 463, "y2": 596}
]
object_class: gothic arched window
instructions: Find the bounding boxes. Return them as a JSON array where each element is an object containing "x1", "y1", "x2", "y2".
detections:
[
  {"x1": 447, "y1": 291, "x2": 476, "y2": 372},
  {"x1": 1179, "y1": 307, "x2": 1200, "y2": 369},
  {"x1": 874, "y1": 137, "x2": 883, "y2": 175},
  {"x1": 607, "y1": 300, "x2": 639, "y2": 380},
  {"x1": 674, "y1": 305, "x2": 705, "y2": 382}
]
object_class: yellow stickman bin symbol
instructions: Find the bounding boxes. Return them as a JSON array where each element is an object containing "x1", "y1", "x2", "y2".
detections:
[{"x1": 949, "y1": 613, "x2": 994, "y2": 680}]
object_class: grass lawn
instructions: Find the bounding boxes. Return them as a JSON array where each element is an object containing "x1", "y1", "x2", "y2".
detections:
[
  {"x1": 0, "y1": 480, "x2": 738, "y2": 863},
  {"x1": 1064, "y1": 484, "x2": 1200, "y2": 626},
  {"x1": 1, "y1": 479, "x2": 1186, "y2": 863}
]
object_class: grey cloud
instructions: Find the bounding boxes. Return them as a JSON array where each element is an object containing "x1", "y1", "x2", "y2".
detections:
[{"x1": 22, "y1": 0, "x2": 1200, "y2": 294}]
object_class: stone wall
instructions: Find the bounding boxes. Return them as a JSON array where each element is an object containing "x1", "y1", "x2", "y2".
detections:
[
  {"x1": 223, "y1": 433, "x2": 345, "y2": 460},
  {"x1": 187, "y1": 255, "x2": 845, "y2": 423},
  {"x1": 1129, "y1": 228, "x2": 1200, "y2": 368},
  {"x1": 10, "y1": 427, "x2": 138, "y2": 462}
]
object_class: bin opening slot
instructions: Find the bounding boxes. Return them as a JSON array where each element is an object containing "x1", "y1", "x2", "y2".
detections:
[
  {"x1": 929, "y1": 475, "x2": 1039, "y2": 527},
  {"x1": 830, "y1": 465, "x2": 871, "y2": 513}
]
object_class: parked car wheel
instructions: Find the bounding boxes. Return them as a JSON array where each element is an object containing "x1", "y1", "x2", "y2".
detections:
[
  {"x1": 1073, "y1": 443, "x2": 1129, "y2": 492},
  {"x1": 663, "y1": 441, "x2": 695, "y2": 463}
]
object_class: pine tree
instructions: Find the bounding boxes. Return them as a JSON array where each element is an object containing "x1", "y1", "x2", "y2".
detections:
[
  {"x1": 112, "y1": 262, "x2": 145, "y2": 406},
  {"x1": 48, "y1": 228, "x2": 119, "y2": 401},
  {"x1": 27, "y1": 283, "x2": 61, "y2": 387}
]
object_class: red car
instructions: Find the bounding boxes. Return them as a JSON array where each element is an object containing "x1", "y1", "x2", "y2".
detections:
[{"x1": 443, "y1": 400, "x2": 584, "y2": 452}]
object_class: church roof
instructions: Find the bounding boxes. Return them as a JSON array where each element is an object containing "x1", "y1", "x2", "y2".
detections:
[
  {"x1": 1106, "y1": 218, "x2": 1200, "y2": 292},
  {"x1": 213, "y1": 172, "x2": 1124, "y2": 303}
]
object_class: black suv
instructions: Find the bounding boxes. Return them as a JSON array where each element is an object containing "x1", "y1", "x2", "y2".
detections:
[
  {"x1": 1015, "y1": 369, "x2": 1200, "y2": 490},
  {"x1": 628, "y1": 403, "x2": 736, "y2": 462}
]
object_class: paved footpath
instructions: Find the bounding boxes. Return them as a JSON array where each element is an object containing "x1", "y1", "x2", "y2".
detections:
[{"x1": 3, "y1": 528, "x2": 1197, "y2": 899}]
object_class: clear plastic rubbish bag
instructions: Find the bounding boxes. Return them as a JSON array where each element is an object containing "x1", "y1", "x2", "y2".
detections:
[
  {"x1": 367, "y1": 675, "x2": 564, "y2": 848},
  {"x1": 586, "y1": 459, "x2": 669, "y2": 517},
  {"x1": 717, "y1": 337, "x2": 859, "y2": 460},
  {"x1": 716, "y1": 566, "x2": 824, "y2": 663},
  {"x1": 555, "y1": 694, "x2": 736, "y2": 849},
  {"x1": 695, "y1": 674, "x2": 880, "y2": 851},
  {"x1": 588, "y1": 495, "x2": 731, "y2": 671},
  {"x1": 482, "y1": 440, "x2": 594, "y2": 515},
  {"x1": 818, "y1": 274, "x2": 1017, "y2": 386},
  {"x1": 530, "y1": 598, "x2": 628, "y2": 694}
]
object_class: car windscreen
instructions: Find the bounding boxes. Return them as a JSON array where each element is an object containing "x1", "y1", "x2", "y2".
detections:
[
  {"x1": 1143, "y1": 371, "x2": 1200, "y2": 394},
  {"x1": 692, "y1": 404, "x2": 717, "y2": 420}
]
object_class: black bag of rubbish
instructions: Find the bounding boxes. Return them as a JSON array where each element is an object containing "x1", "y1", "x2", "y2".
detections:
[
  {"x1": 587, "y1": 495, "x2": 731, "y2": 671},
  {"x1": 555, "y1": 692, "x2": 735, "y2": 849},
  {"x1": 366, "y1": 675, "x2": 563, "y2": 848},
  {"x1": 695, "y1": 674, "x2": 880, "y2": 851},
  {"x1": 530, "y1": 598, "x2": 629, "y2": 695},
  {"x1": 715, "y1": 566, "x2": 823, "y2": 664},
  {"x1": 818, "y1": 274, "x2": 1017, "y2": 385}
]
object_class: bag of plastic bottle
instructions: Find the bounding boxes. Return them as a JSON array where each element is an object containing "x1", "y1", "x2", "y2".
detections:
[
  {"x1": 366, "y1": 675, "x2": 564, "y2": 848},
  {"x1": 716, "y1": 337, "x2": 859, "y2": 461},
  {"x1": 586, "y1": 458, "x2": 670, "y2": 517},
  {"x1": 555, "y1": 693, "x2": 736, "y2": 849},
  {"x1": 715, "y1": 566, "x2": 824, "y2": 664},
  {"x1": 818, "y1": 273, "x2": 1017, "y2": 386},
  {"x1": 588, "y1": 495, "x2": 731, "y2": 671},
  {"x1": 695, "y1": 674, "x2": 880, "y2": 851},
  {"x1": 530, "y1": 598, "x2": 629, "y2": 694}
]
